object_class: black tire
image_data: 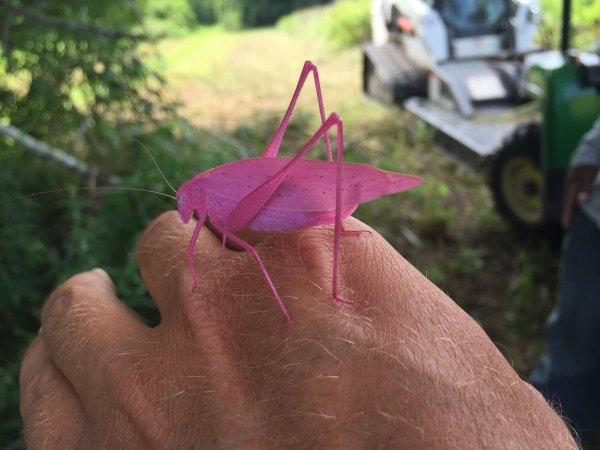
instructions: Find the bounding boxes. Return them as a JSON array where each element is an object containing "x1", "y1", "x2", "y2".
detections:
[{"x1": 489, "y1": 123, "x2": 551, "y2": 233}]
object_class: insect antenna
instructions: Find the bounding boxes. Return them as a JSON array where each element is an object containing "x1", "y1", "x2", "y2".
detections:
[
  {"x1": 129, "y1": 139, "x2": 177, "y2": 194},
  {"x1": 3, "y1": 187, "x2": 176, "y2": 204}
]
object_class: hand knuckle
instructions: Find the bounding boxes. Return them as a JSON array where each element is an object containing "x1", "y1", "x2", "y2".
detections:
[{"x1": 43, "y1": 279, "x2": 106, "y2": 332}]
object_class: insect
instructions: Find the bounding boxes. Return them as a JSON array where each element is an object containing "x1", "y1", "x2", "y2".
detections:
[{"x1": 176, "y1": 61, "x2": 422, "y2": 326}]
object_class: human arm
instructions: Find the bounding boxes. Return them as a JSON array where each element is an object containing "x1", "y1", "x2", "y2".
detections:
[
  {"x1": 20, "y1": 212, "x2": 578, "y2": 449},
  {"x1": 562, "y1": 117, "x2": 600, "y2": 228}
]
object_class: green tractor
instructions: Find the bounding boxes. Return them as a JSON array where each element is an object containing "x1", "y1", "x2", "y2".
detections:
[
  {"x1": 490, "y1": 42, "x2": 600, "y2": 233},
  {"x1": 363, "y1": 0, "x2": 600, "y2": 233}
]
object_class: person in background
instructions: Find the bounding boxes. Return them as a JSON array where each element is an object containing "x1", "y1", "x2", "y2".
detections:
[{"x1": 530, "y1": 115, "x2": 600, "y2": 442}]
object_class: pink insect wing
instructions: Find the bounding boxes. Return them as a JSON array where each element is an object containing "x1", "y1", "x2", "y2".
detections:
[
  {"x1": 196, "y1": 159, "x2": 321, "y2": 231},
  {"x1": 263, "y1": 159, "x2": 423, "y2": 210},
  {"x1": 196, "y1": 158, "x2": 422, "y2": 231}
]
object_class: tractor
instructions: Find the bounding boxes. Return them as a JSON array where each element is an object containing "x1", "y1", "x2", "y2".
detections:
[{"x1": 363, "y1": 0, "x2": 600, "y2": 233}]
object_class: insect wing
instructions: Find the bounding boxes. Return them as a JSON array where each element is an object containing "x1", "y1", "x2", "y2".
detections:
[
  {"x1": 199, "y1": 158, "x2": 291, "y2": 227},
  {"x1": 201, "y1": 158, "x2": 421, "y2": 213},
  {"x1": 259, "y1": 159, "x2": 422, "y2": 212}
]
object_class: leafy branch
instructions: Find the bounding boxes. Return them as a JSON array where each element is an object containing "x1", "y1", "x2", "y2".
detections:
[{"x1": 0, "y1": 0, "x2": 147, "y2": 41}]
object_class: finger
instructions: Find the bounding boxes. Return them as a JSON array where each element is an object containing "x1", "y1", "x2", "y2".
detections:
[
  {"x1": 40, "y1": 269, "x2": 147, "y2": 402},
  {"x1": 136, "y1": 211, "x2": 232, "y2": 321},
  {"x1": 20, "y1": 336, "x2": 85, "y2": 449}
]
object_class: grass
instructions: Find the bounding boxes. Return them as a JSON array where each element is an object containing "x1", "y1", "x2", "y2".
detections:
[{"x1": 1, "y1": 4, "x2": 563, "y2": 445}]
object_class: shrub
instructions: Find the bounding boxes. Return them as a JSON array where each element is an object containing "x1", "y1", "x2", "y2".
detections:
[
  {"x1": 188, "y1": 0, "x2": 331, "y2": 30},
  {"x1": 145, "y1": 0, "x2": 198, "y2": 37},
  {"x1": 326, "y1": 0, "x2": 371, "y2": 48}
]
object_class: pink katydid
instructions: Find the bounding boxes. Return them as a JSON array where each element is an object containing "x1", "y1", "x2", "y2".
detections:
[{"x1": 176, "y1": 61, "x2": 422, "y2": 326}]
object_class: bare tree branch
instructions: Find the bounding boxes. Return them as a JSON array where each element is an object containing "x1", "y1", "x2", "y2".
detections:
[
  {"x1": 0, "y1": 123, "x2": 120, "y2": 186},
  {"x1": 0, "y1": 0, "x2": 147, "y2": 41}
]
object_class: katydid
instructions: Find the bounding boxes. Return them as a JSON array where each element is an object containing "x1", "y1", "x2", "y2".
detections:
[{"x1": 176, "y1": 61, "x2": 422, "y2": 326}]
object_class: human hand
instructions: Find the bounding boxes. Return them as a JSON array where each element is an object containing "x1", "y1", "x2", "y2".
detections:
[
  {"x1": 561, "y1": 164, "x2": 599, "y2": 228},
  {"x1": 20, "y1": 212, "x2": 577, "y2": 448}
]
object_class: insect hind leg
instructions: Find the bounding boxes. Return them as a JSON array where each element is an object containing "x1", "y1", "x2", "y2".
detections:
[
  {"x1": 211, "y1": 222, "x2": 293, "y2": 327},
  {"x1": 186, "y1": 209, "x2": 208, "y2": 292},
  {"x1": 271, "y1": 112, "x2": 367, "y2": 308},
  {"x1": 262, "y1": 61, "x2": 332, "y2": 161}
]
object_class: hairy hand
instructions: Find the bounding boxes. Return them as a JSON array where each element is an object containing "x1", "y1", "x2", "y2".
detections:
[
  {"x1": 562, "y1": 164, "x2": 599, "y2": 228},
  {"x1": 20, "y1": 212, "x2": 577, "y2": 449}
]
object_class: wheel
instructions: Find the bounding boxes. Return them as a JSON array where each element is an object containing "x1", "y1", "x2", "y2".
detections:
[{"x1": 489, "y1": 123, "x2": 550, "y2": 232}]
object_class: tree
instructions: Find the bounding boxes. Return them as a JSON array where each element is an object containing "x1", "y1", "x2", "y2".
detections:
[{"x1": 0, "y1": 0, "x2": 170, "y2": 174}]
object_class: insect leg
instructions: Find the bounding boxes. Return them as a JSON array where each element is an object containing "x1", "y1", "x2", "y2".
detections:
[
  {"x1": 262, "y1": 60, "x2": 332, "y2": 161},
  {"x1": 228, "y1": 113, "x2": 363, "y2": 308},
  {"x1": 331, "y1": 115, "x2": 349, "y2": 304},
  {"x1": 220, "y1": 231, "x2": 227, "y2": 260},
  {"x1": 328, "y1": 114, "x2": 366, "y2": 306},
  {"x1": 186, "y1": 209, "x2": 208, "y2": 290},
  {"x1": 266, "y1": 111, "x2": 364, "y2": 304},
  {"x1": 211, "y1": 222, "x2": 293, "y2": 327}
]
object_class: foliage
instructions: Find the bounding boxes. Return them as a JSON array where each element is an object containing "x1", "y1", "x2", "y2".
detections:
[
  {"x1": 145, "y1": 0, "x2": 197, "y2": 37},
  {"x1": 0, "y1": 0, "x2": 236, "y2": 444},
  {"x1": 0, "y1": 0, "x2": 173, "y2": 160},
  {"x1": 326, "y1": 0, "x2": 371, "y2": 48},
  {"x1": 538, "y1": 0, "x2": 600, "y2": 49},
  {"x1": 187, "y1": 0, "x2": 216, "y2": 25},
  {"x1": 186, "y1": 0, "x2": 330, "y2": 29}
]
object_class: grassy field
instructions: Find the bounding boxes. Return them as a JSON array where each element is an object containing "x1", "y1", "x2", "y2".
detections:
[{"x1": 1, "y1": 5, "x2": 563, "y2": 445}]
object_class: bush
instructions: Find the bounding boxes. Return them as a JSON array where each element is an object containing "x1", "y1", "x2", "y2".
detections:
[
  {"x1": 0, "y1": 0, "x2": 234, "y2": 443},
  {"x1": 326, "y1": 0, "x2": 371, "y2": 48},
  {"x1": 187, "y1": 0, "x2": 331, "y2": 29},
  {"x1": 145, "y1": 0, "x2": 198, "y2": 37}
]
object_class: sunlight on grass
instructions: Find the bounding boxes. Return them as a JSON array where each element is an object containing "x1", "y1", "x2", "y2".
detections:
[
  {"x1": 149, "y1": 25, "x2": 238, "y2": 77},
  {"x1": 146, "y1": 7, "x2": 387, "y2": 147}
]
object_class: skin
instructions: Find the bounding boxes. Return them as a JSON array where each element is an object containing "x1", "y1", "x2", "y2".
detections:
[
  {"x1": 20, "y1": 212, "x2": 578, "y2": 449},
  {"x1": 561, "y1": 164, "x2": 599, "y2": 228}
]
